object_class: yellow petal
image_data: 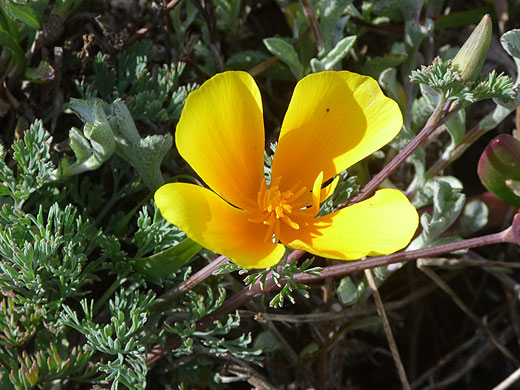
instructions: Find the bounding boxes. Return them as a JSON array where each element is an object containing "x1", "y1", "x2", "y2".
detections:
[
  {"x1": 155, "y1": 183, "x2": 285, "y2": 269},
  {"x1": 271, "y1": 71, "x2": 403, "y2": 192},
  {"x1": 279, "y1": 189, "x2": 418, "y2": 260},
  {"x1": 292, "y1": 174, "x2": 340, "y2": 211},
  {"x1": 176, "y1": 71, "x2": 265, "y2": 210}
]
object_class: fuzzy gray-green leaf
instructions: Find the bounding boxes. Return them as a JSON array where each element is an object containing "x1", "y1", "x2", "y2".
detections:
[{"x1": 263, "y1": 37, "x2": 303, "y2": 79}]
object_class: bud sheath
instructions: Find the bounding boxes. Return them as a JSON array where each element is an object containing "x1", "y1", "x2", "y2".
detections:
[{"x1": 452, "y1": 14, "x2": 492, "y2": 81}]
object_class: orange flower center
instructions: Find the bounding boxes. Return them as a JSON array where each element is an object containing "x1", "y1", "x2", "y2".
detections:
[{"x1": 248, "y1": 176, "x2": 307, "y2": 243}]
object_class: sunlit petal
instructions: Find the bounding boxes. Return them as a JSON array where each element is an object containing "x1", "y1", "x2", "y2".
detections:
[
  {"x1": 279, "y1": 189, "x2": 418, "y2": 260},
  {"x1": 271, "y1": 71, "x2": 403, "y2": 192},
  {"x1": 155, "y1": 183, "x2": 286, "y2": 269},
  {"x1": 176, "y1": 71, "x2": 265, "y2": 210}
]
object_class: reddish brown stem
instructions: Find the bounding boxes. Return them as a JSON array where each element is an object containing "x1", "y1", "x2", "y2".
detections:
[
  {"x1": 153, "y1": 255, "x2": 229, "y2": 311},
  {"x1": 349, "y1": 98, "x2": 457, "y2": 205},
  {"x1": 300, "y1": 0, "x2": 324, "y2": 54},
  {"x1": 211, "y1": 227, "x2": 515, "y2": 320},
  {"x1": 147, "y1": 225, "x2": 517, "y2": 366}
]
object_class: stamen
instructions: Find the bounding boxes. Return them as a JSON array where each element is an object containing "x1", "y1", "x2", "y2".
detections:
[
  {"x1": 248, "y1": 212, "x2": 267, "y2": 223},
  {"x1": 288, "y1": 185, "x2": 307, "y2": 203},
  {"x1": 250, "y1": 175, "x2": 309, "y2": 242},
  {"x1": 257, "y1": 180, "x2": 267, "y2": 208},
  {"x1": 282, "y1": 215, "x2": 299, "y2": 229},
  {"x1": 263, "y1": 189, "x2": 270, "y2": 210},
  {"x1": 263, "y1": 222, "x2": 275, "y2": 243}
]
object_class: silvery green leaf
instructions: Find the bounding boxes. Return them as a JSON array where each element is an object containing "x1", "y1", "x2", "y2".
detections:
[
  {"x1": 263, "y1": 37, "x2": 303, "y2": 79},
  {"x1": 109, "y1": 99, "x2": 141, "y2": 145},
  {"x1": 403, "y1": 18, "x2": 433, "y2": 78},
  {"x1": 363, "y1": 53, "x2": 407, "y2": 79},
  {"x1": 414, "y1": 176, "x2": 463, "y2": 208},
  {"x1": 444, "y1": 108, "x2": 466, "y2": 153},
  {"x1": 500, "y1": 29, "x2": 520, "y2": 59},
  {"x1": 337, "y1": 276, "x2": 363, "y2": 305},
  {"x1": 493, "y1": 89, "x2": 520, "y2": 110},
  {"x1": 405, "y1": 17, "x2": 433, "y2": 48},
  {"x1": 419, "y1": 83, "x2": 441, "y2": 108},
  {"x1": 310, "y1": 58, "x2": 325, "y2": 73},
  {"x1": 319, "y1": 35, "x2": 356, "y2": 70},
  {"x1": 395, "y1": 0, "x2": 425, "y2": 19},
  {"x1": 411, "y1": 96, "x2": 433, "y2": 130},
  {"x1": 320, "y1": 0, "x2": 352, "y2": 52},
  {"x1": 85, "y1": 121, "x2": 116, "y2": 161},
  {"x1": 409, "y1": 180, "x2": 465, "y2": 249},
  {"x1": 68, "y1": 98, "x2": 105, "y2": 124},
  {"x1": 68, "y1": 127, "x2": 91, "y2": 164},
  {"x1": 390, "y1": 124, "x2": 414, "y2": 151},
  {"x1": 379, "y1": 67, "x2": 399, "y2": 102},
  {"x1": 479, "y1": 101, "x2": 516, "y2": 131},
  {"x1": 109, "y1": 99, "x2": 172, "y2": 191},
  {"x1": 125, "y1": 134, "x2": 173, "y2": 191},
  {"x1": 59, "y1": 101, "x2": 115, "y2": 177},
  {"x1": 459, "y1": 200, "x2": 488, "y2": 235}
]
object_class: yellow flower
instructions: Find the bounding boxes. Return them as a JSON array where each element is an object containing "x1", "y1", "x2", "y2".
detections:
[{"x1": 155, "y1": 71, "x2": 419, "y2": 269}]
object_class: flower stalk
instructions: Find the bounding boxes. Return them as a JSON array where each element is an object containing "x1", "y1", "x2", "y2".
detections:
[
  {"x1": 153, "y1": 255, "x2": 229, "y2": 311},
  {"x1": 209, "y1": 222, "x2": 518, "y2": 321},
  {"x1": 147, "y1": 215, "x2": 520, "y2": 366},
  {"x1": 409, "y1": 122, "x2": 487, "y2": 195},
  {"x1": 349, "y1": 95, "x2": 457, "y2": 204}
]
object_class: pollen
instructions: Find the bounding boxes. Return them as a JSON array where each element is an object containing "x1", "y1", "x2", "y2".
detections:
[{"x1": 248, "y1": 176, "x2": 307, "y2": 243}]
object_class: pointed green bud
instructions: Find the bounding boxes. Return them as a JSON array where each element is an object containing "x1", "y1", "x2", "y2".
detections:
[
  {"x1": 452, "y1": 14, "x2": 492, "y2": 81},
  {"x1": 478, "y1": 134, "x2": 520, "y2": 207}
]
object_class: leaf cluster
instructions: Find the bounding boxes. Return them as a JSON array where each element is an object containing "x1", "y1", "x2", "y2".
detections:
[
  {"x1": 0, "y1": 120, "x2": 54, "y2": 207},
  {"x1": 244, "y1": 258, "x2": 322, "y2": 308},
  {"x1": 59, "y1": 289, "x2": 157, "y2": 389},
  {"x1": 0, "y1": 119, "x2": 180, "y2": 389},
  {"x1": 78, "y1": 41, "x2": 196, "y2": 123},
  {"x1": 410, "y1": 57, "x2": 516, "y2": 104},
  {"x1": 165, "y1": 285, "x2": 262, "y2": 364}
]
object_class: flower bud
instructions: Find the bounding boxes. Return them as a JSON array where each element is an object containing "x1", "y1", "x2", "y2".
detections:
[
  {"x1": 478, "y1": 134, "x2": 520, "y2": 207},
  {"x1": 452, "y1": 14, "x2": 492, "y2": 81}
]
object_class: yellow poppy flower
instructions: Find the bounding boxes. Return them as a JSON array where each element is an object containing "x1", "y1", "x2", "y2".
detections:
[{"x1": 155, "y1": 71, "x2": 419, "y2": 269}]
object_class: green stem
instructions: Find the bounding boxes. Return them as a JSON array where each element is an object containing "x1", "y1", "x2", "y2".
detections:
[{"x1": 93, "y1": 275, "x2": 127, "y2": 314}]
